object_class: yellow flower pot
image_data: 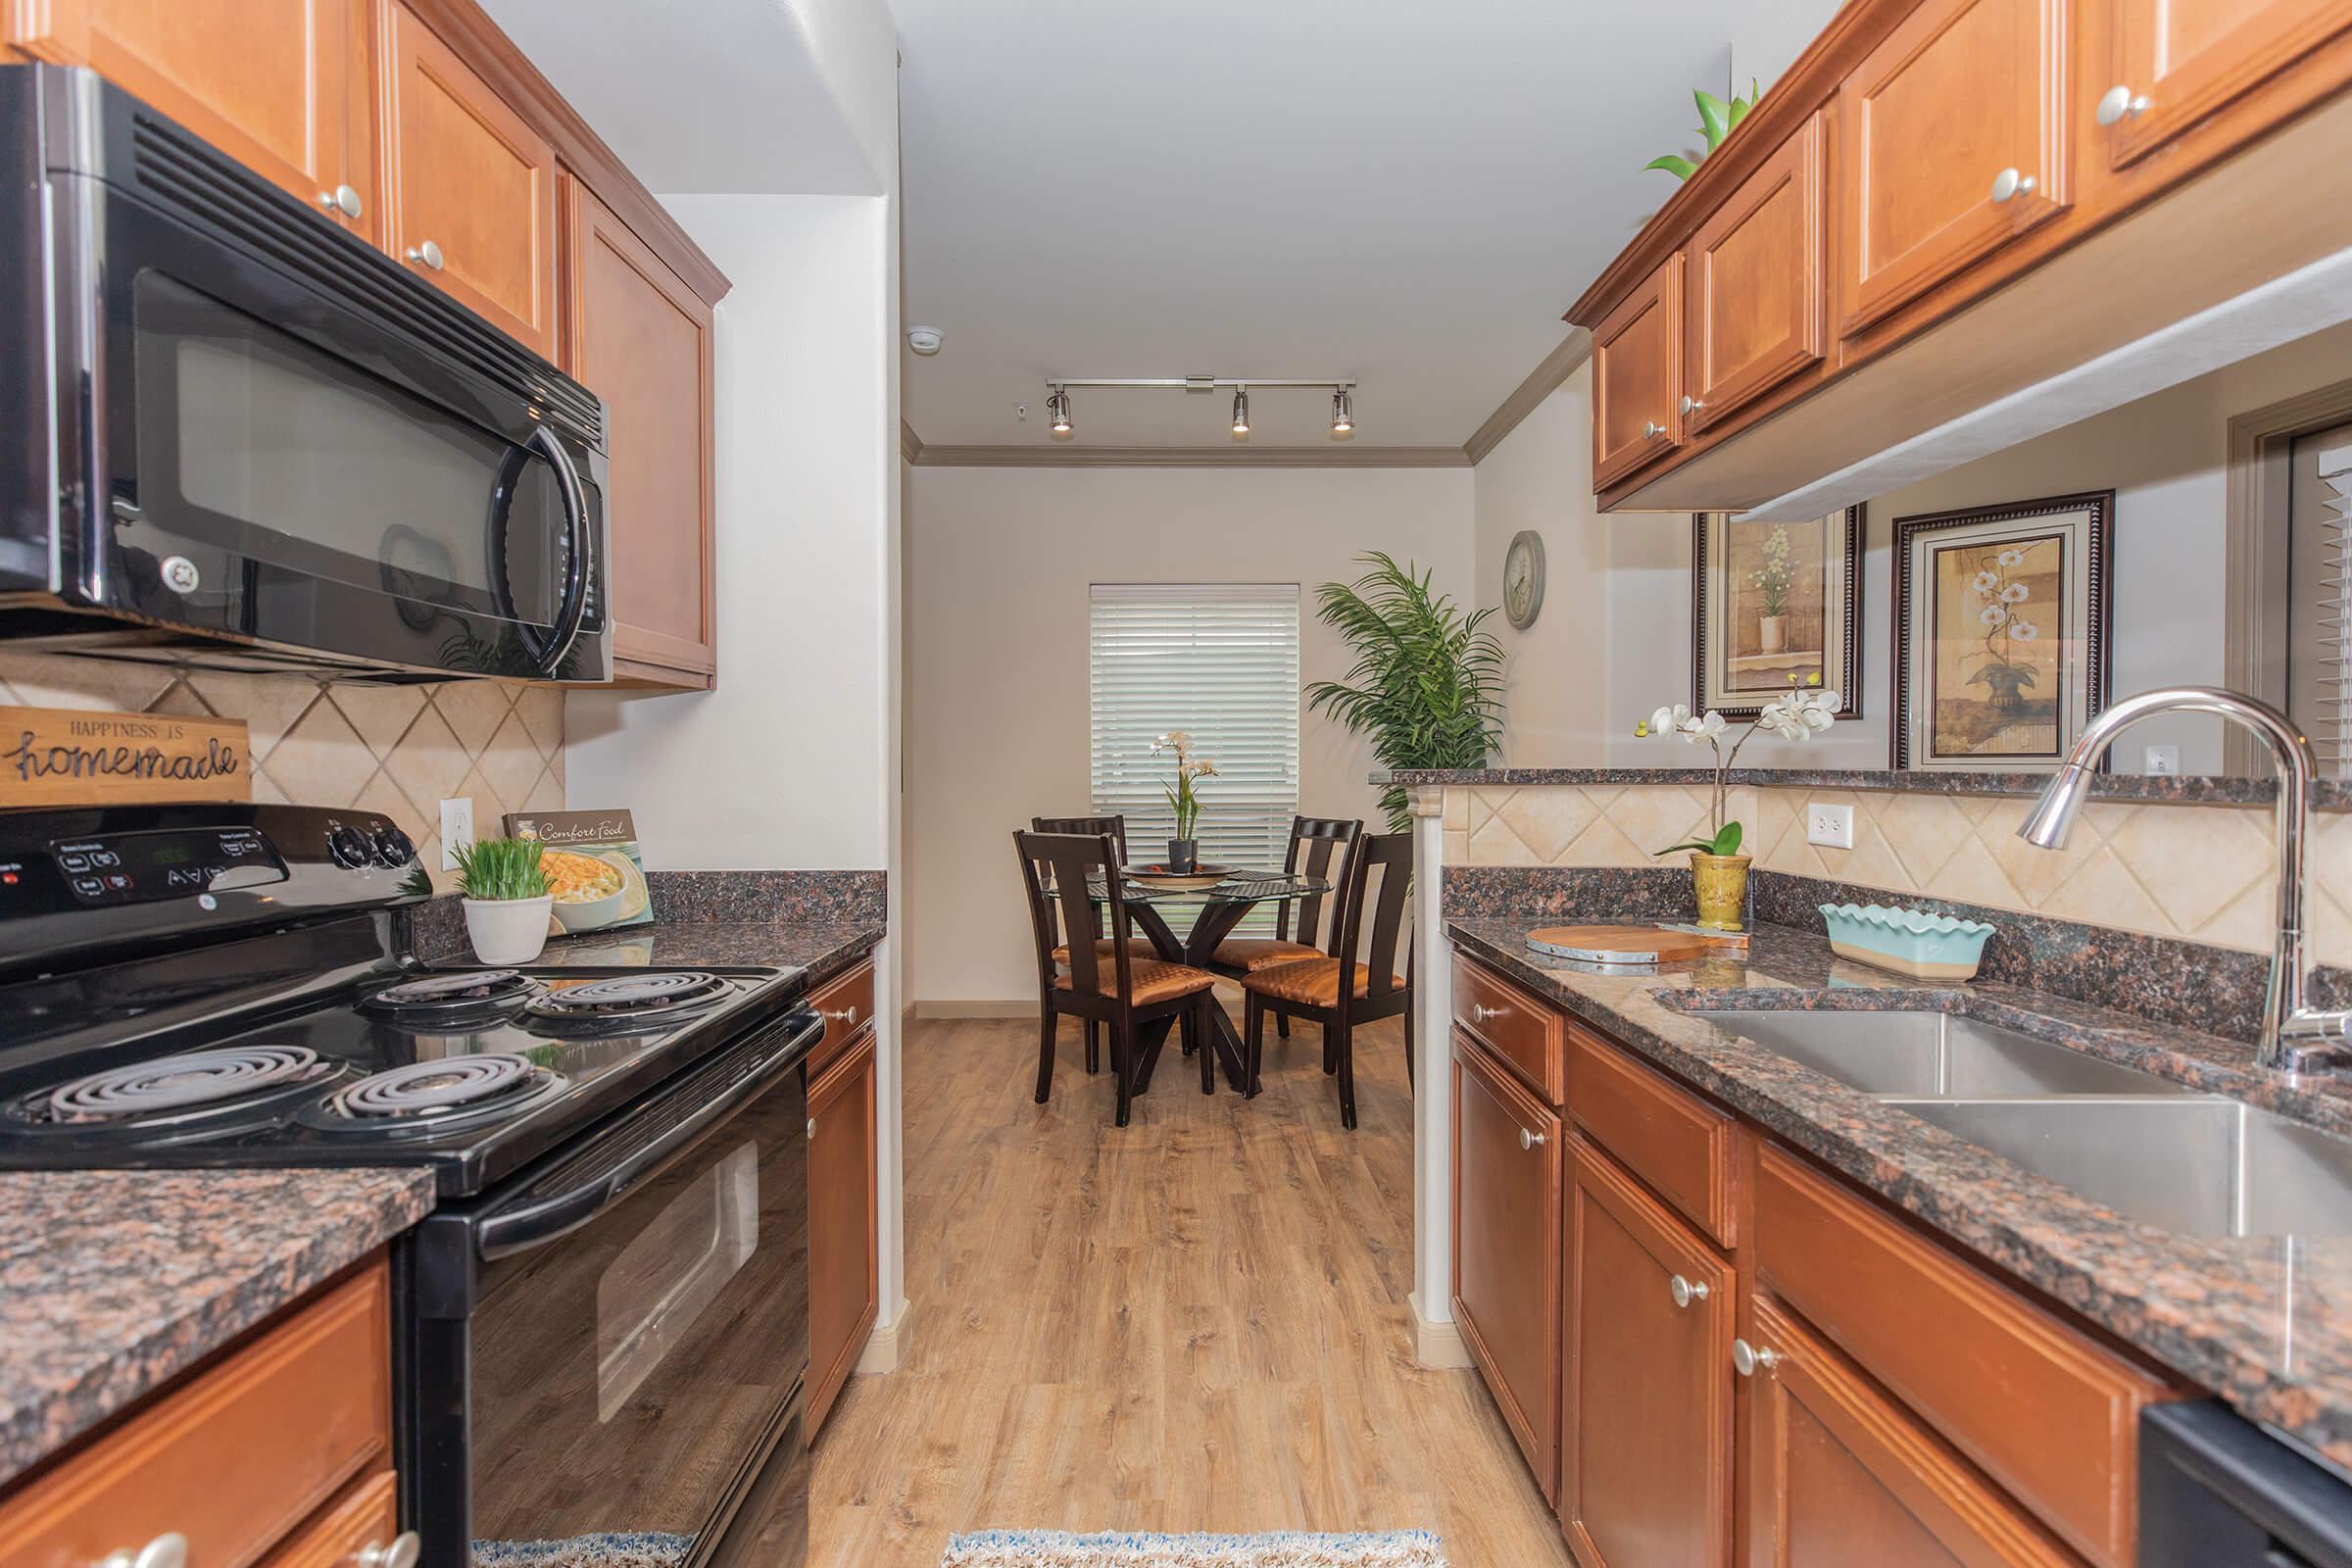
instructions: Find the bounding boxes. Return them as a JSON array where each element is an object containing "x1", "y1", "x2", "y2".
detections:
[{"x1": 1690, "y1": 853, "x2": 1752, "y2": 933}]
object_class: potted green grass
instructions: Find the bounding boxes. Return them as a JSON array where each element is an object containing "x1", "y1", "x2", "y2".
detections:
[{"x1": 452, "y1": 836, "x2": 554, "y2": 965}]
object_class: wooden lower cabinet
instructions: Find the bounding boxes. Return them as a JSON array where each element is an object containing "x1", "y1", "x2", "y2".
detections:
[
  {"x1": 1736, "y1": 1296, "x2": 2083, "y2": 1567},
  {"x1": 1561, "y1": 1136, "x2": 1735, "y2": 1568},
  {"x1": 258, "y1": 1469, "x2": 400, "y2": 1568},
  {"x1": 808, "y1": 1024, "x2": 880, "y2": 1436},
  {"x1": 1451, "y1": 1027, "x2": 1564, "y2": 1499}
]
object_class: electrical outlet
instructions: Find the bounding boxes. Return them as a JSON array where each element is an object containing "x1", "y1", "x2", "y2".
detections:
[
  {"x1": 439, "y1": 797, "x2": 474, "y2": 870},
  {"x1": 1806, "y1": 802, "x2": 1856, "y2": 850},
  {"x1": 2144, "y1": 745, "x2": 2180, "y2": 776}
]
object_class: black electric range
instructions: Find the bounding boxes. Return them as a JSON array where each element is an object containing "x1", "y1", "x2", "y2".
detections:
[{"x1": 0, "y1": 803, "x2": 815, "y2": 1568}]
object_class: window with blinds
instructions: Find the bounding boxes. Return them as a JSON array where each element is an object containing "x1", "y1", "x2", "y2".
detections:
[{"x1": 1089, "y1": 585, "x2": 1301, "y2": 904}]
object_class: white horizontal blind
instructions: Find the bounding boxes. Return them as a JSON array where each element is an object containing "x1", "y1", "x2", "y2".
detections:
[{"x1": 1090, "y1": 585, "x2": 1300, "y2": 921}]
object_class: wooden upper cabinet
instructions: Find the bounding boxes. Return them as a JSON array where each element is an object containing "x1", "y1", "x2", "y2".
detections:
[
  {"x1": 379, "y1": 2, "x2": 558, "y2": 357},
  {"x1": 1684, "y1": 114, "x2": 1825, "y2": 434},
  {"x1": 564, "y1": 174, "x2": 717, "y2": 684},
  {"x1": 1837, "y1": 0, "x2": 2070, "y2": 336},
  {"x1": 1562, "y1": 1138, "x2": 1735, "y2": 1568},
  {"x1": 2087, "y1": 0, "x2": 2352, "y2": 171},
  {"x1": 1592, "y1": 253, "x2": 1685, "y2": 488},
  {"x1": 9, "y1": 0, "x2": 376, "y2": 241},
  {"x1": 1736, "y1": 1295, "x2": 2082, "y2": 1568}
]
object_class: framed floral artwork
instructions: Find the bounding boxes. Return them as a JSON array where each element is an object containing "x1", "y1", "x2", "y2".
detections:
[
  {"x1": 1692, "y1": 508, "x2": 1863, "y2": 719},
  {"x1": 1892, "y1": 491, "x2": 2114, "y2": 771}
]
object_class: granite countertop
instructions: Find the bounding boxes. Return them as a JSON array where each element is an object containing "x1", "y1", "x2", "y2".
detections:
[
  {"x1": 0, "y1": 1167, "x2": 436, "y2": 1486},
  {"x1": 1450, "y1": 915, "x2": 2352, "y2": 1470},
  {"x1": 532, "y1": 920, "x2": 883, "y2": 986},
  {"x1": 1383, "y1": 765, "x2": 2352, "y2": 811}
]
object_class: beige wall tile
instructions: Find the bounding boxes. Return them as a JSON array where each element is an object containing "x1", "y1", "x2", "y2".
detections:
[
  {"x1": 265, "y1": 700, "x2": 379, "y2": 806},
  {"x1": 432, "y1": 681, "x2": 514, "y2": 754},
  {"x1": 330, "y1": 685, "x2": 429, "y2": 760},
  {"x1": 1495, "y1": 787, "x2": 1599, "y2": 862}
]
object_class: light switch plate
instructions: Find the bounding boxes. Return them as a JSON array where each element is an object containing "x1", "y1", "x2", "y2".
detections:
[
  {"x1": 440, "y1": 797, "x2": 474, "y2": 870},
  {"x1": 2144, "y1": 745, "x2": 2180, "y2": 776},
  {"x1": 1807, "y1": 802, "x2": 1856, "y2": 850}
]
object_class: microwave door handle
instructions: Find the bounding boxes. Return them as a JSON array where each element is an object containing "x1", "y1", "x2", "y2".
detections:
[
  {"x1": 473, "y1": 1010, "x2": 820, "y2": 1261},
  {"x1": 528, "y1": 424, "x2": 592, "y2": 678}
]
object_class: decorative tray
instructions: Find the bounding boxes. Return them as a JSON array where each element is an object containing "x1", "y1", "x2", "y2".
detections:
[{"x1": 1124, "y1": 863, "x2": 1235, "y2": 892}]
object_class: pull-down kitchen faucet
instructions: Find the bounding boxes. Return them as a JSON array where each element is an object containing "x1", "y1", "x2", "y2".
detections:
[{"x1": 2018, "y1": 687, "x2": 2352, "y2": 1075}]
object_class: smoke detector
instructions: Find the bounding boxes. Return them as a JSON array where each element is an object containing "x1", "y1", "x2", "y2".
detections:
[{"x1": 906, "y1": 325, "x2": 945, "y2": 356}]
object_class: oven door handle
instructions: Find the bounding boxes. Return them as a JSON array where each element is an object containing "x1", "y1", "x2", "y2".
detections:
[
  {"x1": 529, "y1": 423, "x2": 593, "y2": 679},
  {"x1": 474, "y1": 1009, "x2": 820, "y2": 1261}
]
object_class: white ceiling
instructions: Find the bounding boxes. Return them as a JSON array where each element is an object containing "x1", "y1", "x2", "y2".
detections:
[{"x1": 896, "y1": 0, "x2": 1759, "y2": 450}]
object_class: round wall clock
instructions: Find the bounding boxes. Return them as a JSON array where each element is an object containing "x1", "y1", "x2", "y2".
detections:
[{"x1": 1502, "y1": 529, "x2": 1545, "y2": 629}]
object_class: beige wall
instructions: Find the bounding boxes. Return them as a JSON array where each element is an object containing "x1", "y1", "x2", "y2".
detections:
[
  {"x1": 904, "y1": 464, "x2": 1475, "y2": 1006},
  {"x1": 0, "y1": 651, "x2": 564, "y2": 887}
]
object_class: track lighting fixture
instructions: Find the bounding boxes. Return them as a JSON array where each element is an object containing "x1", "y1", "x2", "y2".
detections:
[{"x1": 1037, "y1": 377, "x2": 1357, "y2": 439}]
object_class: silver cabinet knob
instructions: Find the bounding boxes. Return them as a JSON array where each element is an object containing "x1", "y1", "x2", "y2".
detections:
[
  {"x1": 2095, "y1": 84, "x2": 2151, "y2": 125},
  {"x1": 807, "y1": 1117, "x2": 817, "y2": 1141},
  {"x1": 1470, "y1": 1003, "x2": 1504, "y2": 1022},
  {"x1": 1989, "y1": 168, "x2": 2037, "y2": 203},
  {"x1": 96, "y1": 1535, "x2": 188, "y2": 1568},
  {"x1": 317, "y1": 183, "x2": 364, "y2": 219},
  {"x1": 1670, "y1": 1274, "x2": 1710, "y2": 1308},
  {"x1": 352, "y1": 1535, "x2": 421, "y2": 1568},
  {"x1": 1679, "y1": 395, "x2": 1704, "y2": 416},
  {"x1": 404, "y1": 238, "x2": 445, "y2": 270},
  {"x1": 1518, "y1": 1127, "x2": 1547, "y2": 1151},
  {"x1": 823, "y1": 1004, "x2": 859, "y2": 1026},
  {"x1": 1732, "y1": 1337, "x2": 1783, "y2": 1377},
  {"x1": 1642, "y1": 419, "x2": 1668, "y2": 439}
]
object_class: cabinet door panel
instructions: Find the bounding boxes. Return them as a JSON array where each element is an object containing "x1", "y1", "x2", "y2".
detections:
[
  {"x1": 12, "y1": 0, "x2": 373, "y2": 239},
  {"x1": 808, "y1": 1028, "x2": 878, "y2": 1434},
  {"x1": 2100, "y1": 0, "x2": 2352, "y2": 167},
  {"x1": 1686, "y1": 115, "x2": 1825, "y2": 433},
  {"x1": 1450, "y1": 1028, "x2": 1563, "y2": 1499},
  {"x1": 1563, "y1": 1137, "x2": 1734, "y2": 1568},
  {"x1": 381, "y1": 2, "x2": 557, "y2": 356},
  {"x1": 1838, "y1": 0, "x2": 2069, "y2": 334},
  {"x1": 1739, "y1": 1297, "x2": 2081, "y2": 1568},
  {"x1": 566, "y1": 175, "x2": 716, "y2": 681},
  {"x1": 1592, "y1": 254, "x2": 1684, "y2": 488}
]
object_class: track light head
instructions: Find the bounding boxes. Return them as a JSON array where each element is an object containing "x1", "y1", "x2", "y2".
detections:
[
  {"x1": 1231, "y1": 387, "x2": 1250, "y2": 437},
  {"x1": 1048, "y1": 387, "x2": 1072, "y2": 437},
  {"x1": 1331, "y1": 386, "x2": 1354, "y2": 436}
]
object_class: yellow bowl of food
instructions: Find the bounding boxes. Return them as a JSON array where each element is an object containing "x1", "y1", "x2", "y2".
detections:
[{"x1": 543, "y1": 849, "x2": 630, "y2": 931}]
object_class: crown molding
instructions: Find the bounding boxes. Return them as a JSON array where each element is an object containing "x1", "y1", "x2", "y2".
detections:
[
  {"x1": 908, "y1": 443, "x2": 1471, "y2": 468},
  {"x1": 1463, "y1": 329, "x2": 1592, "y2": 466},
  {"x1": 901, "y1": 418, "x2": 923, "y2": 464}
]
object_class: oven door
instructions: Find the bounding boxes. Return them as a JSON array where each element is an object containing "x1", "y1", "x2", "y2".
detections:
[
  {"x1": 21, "y1": 69, "x2": 612, "y2": 681},
  {"x1": 405, "y1": 1009, "x2": 817, "y2": 1568}
]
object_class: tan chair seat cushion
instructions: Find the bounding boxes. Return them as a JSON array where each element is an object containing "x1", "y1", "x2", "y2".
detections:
[
  {"x1": 1242, "y1": 956, "x2": 1403, "y2": 1008},
  {"x1": 1056, "y1": 958, "x2": 1216, "y2": 1006},
  {"x1": 1049, "y1": 937, "x2": 1159, "y2": 963},
  {"x1": 1209, "y1": 937, "x2": 1325, "y2": 971}
]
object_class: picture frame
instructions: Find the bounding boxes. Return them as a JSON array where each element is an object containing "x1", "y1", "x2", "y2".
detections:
[
  {"x1": 1891, "y1": 490, "x2": 2115, "y2": 772},
  {"x1": 1691, "y1": 507, "x2": 1864, "y2": 719}
]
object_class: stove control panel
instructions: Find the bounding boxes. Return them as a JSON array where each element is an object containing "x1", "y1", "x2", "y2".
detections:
[{"x1": 50, "y1": 827, "x2": 290, "y2": 906}]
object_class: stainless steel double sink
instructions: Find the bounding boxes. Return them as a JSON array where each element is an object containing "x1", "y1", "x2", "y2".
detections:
[{"x1": 1692, "y1": 1009, "x2": 2352, "y2": 1239}]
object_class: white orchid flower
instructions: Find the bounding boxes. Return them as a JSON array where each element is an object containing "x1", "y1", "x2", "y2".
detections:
[
  {"x1": 2010, "y1": 621, "x2": 2038, "y2": 642},
  {"x1": 1979, "y1": 605, "x2": 2008, "y2": 626},
  {"x1": 1680, "y1": 710, "x2": 1727, "y2": 745},
  {"x1": 2000, "y1": 582, "x2": 2029, "y2": 604},
  {"x1": 1972, "y1": 569, "x2": 2000, "y2": 594},
  {"x1": 1997, "y1": 548, "x2": 2027, "y2": 567},
  {"x1": 1648, "y1": 703, "x2": 1692, "y2": 738}
]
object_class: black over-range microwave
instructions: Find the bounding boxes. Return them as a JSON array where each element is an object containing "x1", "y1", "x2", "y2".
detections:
[{"x1": 0, "y1": 65, "x2": 612, "y2": 683}]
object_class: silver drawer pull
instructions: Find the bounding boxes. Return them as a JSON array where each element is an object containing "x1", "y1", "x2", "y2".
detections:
[
  {"x1": 1470, "y1": 1003, "x2": 1505, "y2": 1023},
  {"x1": 1519, "y1": 1127, "x2": 1547, "y2": 1151},
  {"x1": 1679, "y1": 395, "x2": 1704, "y2": 416},
  {"x1": 351, "y1": 1535, "x2": 421, "y2": 1568},
  {"x1": 1669, "y1": 1274, "x2": 1710, "y2": 1309},
  {"x1": 1732, "y1": 1337, "x2": 1783, "y2": 1377},
  {"x1": 95, "y1": 1536, "x2": 187, "y2": 1568},
  {"x1": 405, "y1": 238, "x2": 446, "y2": 270},
  {"x1": 317, "y1": 183, "x2": 364, "y2": 219},
  {"x1": 1642, "y1": 419, "x2": 1667, "y2": 439},
  {"x1": 823, "y1": 1004, "x2": 859, "y2": 1026},
  {"x1": 1989, "y1": 168, "x2": 2037, "y2": 203},
  {"x1": 2095, "y1": 84, "x2": 2151, "y2": 125},
  {"x1": 807, "y1": 1117, "x2": 817, "y2": 1141}
]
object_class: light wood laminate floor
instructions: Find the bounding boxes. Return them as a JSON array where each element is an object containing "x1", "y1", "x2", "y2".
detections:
[{"x1": 810, "y1": 1007, "x2": 1572, "y2": 1566}]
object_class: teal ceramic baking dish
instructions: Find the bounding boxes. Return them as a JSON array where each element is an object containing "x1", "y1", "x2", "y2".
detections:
[{"x1": 1818, "y1": 903, "x2": 1997, "y2": 981}]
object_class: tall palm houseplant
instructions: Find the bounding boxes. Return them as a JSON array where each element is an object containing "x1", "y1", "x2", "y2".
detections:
[{"x1": 1307, "y1": 553, "x2": 1507, "y2": 833}]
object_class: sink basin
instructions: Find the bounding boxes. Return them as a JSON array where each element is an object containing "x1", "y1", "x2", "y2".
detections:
[
  {"x1": 1692, "y1": 1009, "x2": 2194, "y2": 1100},
  {"x1": 1885, "y1": 1097, "x2": 2352, "y2": 1239}
]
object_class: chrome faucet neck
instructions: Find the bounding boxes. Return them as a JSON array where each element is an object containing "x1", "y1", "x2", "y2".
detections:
[{"x1": 2019, "y1": 687, "x2": 2346, "y2": 1075}]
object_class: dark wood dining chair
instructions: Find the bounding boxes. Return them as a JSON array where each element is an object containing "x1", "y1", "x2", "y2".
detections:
[
  {"x1": 1031, "y1": 814, "x2": 1156, "y2": 1074},
  {"x1": 1239, "y1": 831, "x2": 1412, "y2": 1130},
  {"x1": 1015, "y1": 831, "x2": 1221, "y2": 1126},
  {"x1": 1206, "y1": 815, "x2": 1363, "y2": 1041}
]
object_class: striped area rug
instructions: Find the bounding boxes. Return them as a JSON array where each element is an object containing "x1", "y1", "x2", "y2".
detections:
[
  {"x1": 469, "y1": 1536, "x2": 692, "y2": 1568},
  {"x1": 942, "y1": 1531, "x2": 1447, "y2": 1567}
]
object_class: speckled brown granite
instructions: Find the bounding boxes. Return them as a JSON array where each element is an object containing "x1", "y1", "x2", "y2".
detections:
[
  {"x1": 407, "y1": 870, "x2": 886, "y2": 967},
  {"x1": 1447, "y1": 914, "x2": 2352, "y2": 1472},
  {"x1": 0, "y1": 1167, "x2": 435, "y2": 1486},
  {"x1": 530, "y1": 920, "x2": 882, "y2": 987},
  {"x1": 1382, "y1": 765, "x2": 2352, "y2": 811}
]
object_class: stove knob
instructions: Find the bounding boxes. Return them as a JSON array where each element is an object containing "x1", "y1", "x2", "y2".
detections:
[
  {"x1": 372, "y1": 825, "x2": 416, "y2": 866},
  {"x1": 326, "y1": 826, "x2": 373, "y2": 869}
]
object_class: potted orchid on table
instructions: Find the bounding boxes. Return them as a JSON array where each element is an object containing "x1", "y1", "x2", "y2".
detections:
[
  {"x1": 1152, "y1": 731, "x2": 1218, "y2": 872},
  {"x1": 1635, "y1": 675, "x2": 1841, "y2": 931}
]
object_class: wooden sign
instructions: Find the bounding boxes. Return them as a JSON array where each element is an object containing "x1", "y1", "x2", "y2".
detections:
[{"x1": 0, "y1": 705, "x2": 251, "y2": 806}]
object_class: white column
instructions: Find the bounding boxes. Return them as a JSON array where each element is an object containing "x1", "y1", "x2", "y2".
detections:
[{"x1": 1409, "y1": 786, "x2": 1470, "y2": 1368}]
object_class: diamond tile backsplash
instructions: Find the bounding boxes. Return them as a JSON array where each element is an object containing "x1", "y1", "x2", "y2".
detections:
[
  {"x1": 1443, "y1": 781, "x2": 2352, "y2": 965},
  {"x1": 0, "y1": 651, "x2": 563, "y2": 891}
]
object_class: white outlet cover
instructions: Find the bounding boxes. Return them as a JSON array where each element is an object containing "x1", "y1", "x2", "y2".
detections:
[
  {"x1": 2144, "y1": 745, "x2": 2180, "y2": 776},
  {"x1": 1806, "y1": 802, "x2": 1856, "y2": 850},
  {"x1": 440, "y1": 797, "x2": 475, "y2": 870}
]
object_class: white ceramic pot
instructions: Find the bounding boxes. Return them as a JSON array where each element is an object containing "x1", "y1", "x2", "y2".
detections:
[
  {"x1": 1759, "y1": 613, "x2": 1787, "y2": 654},
  {"x1": 464, "y1": 895, "x2": 554, "y2": 965}
]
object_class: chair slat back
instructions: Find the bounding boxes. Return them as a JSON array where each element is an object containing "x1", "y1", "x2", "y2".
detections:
[
  {"x1": 1013, "y1": 830, "x2": 1131, "y2": 1001},
  {"x1": 1279, "y1": 815, "x2": 1363, "y2": 952},
  {"x1": 1334, "y1": 832, "x2": 1413, "y2": 1017},
  {"x1": 1032, "y1": 815, "x2": 1129, "y2": 860}
]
